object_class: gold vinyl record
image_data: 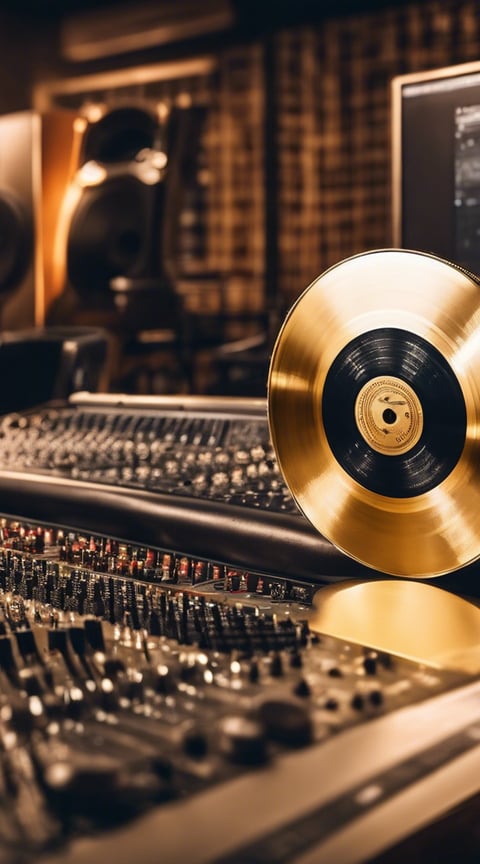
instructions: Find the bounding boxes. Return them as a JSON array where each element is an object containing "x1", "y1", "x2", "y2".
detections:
[{"x1": 267, "y1": 249, "x2": 480, "y2": 578}]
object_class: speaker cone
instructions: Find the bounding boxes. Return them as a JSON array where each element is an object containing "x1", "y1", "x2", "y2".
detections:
[{"x1": 66, "y1": 176, "x2": 159, "y2": 299}]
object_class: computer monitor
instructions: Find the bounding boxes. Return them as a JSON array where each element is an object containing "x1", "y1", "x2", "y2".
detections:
[{"x1": 392, "y1": 61, "x2": 480, "y2": 277}]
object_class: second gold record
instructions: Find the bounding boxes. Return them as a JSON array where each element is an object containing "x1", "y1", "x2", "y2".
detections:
[{"x1": 267, "y1": 249, "x2": 480, "y2": 578}]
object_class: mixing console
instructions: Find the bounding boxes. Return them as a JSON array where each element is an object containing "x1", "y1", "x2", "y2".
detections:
[
  {"x1": 0, "y1": 556, "x2": 474, "y2": 864},
  {"x1": 0, "y1": 394, "x2": 380, "y2": 587},
  {"x1": 0, "y1": 395, "x2": 295, "y2": 512},
  {"x1": 0, "y1": 395, "x2": 476, "y2": 863}
]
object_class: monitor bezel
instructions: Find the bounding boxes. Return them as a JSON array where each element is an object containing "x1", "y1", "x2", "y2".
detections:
[{"x1": 391, "y1": 59, "x2": 480, "y2": 250}]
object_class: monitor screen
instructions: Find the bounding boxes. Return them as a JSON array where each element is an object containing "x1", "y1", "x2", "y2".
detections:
[{"x1": 392, "y1": 62, "x2": 480, "y2": 277}]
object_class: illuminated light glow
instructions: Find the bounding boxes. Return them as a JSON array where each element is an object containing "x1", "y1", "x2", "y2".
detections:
[
  {"x1": 29, "y1": 696, "x2": 44, "y2": 717},
  {"x1": 230, "y1": 660, "x2": 241, "y2": 675},
  {"x1": 151, "y1": 150, "x2": 168, "y2": 170},
  {"x1": 105, "y1": 713, "x2": 119, "y2": 725},
  {"x1": 197, "y1": 169, "x2": 211, "y2": 185},
  {"x1": 0, "y1": 705, "x2": 12, "y2": 722},
  {"x1": 70, "y1": 686, "x2": 83, "y2": 702},
  {"x1": 82, "y1": 103, "x2": 106, "y2": 123},
  {"x1": 203, "y1": 669, "x2": 214, "y2": 684},
  {"x1": 46, "y1": 761, "x2": 73, "y2": 788},
  {"x1": 76, "y1": 160, "x2": 108, "y2": 187},
  {"x1": 137, "y1": 165, "x2": 162, "y2": 185},
  {"x1": 73, "y1": 116, "x2": 88, "y2": 134},
  {"x1": 3, "y1": 731, "x2": 16, "y2": 750},
  {"x1": 156, "y1": 102, "x2": 169, "y2": 121},
  {"x1": 110, "y1": 276, "x2": 130, "y2": 292},
  {"x1": 355, "y1": 784, "x2": 384, "y2": 806},
  {"x1": 177, "y1": 92, "x2": 192, "y2": 108},
  {"x1": 101, "y1": 678, "x2": 114, "y2": 693}
]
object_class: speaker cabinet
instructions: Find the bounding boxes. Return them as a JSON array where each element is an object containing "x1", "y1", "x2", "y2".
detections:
[
  {"x1": 0, "y1": 110, "x2": 77, "y2": 330},
  {"x1": 66, "y1": 107, "x2": 164, "y2": 307},
  {"x1": 47, "y1": 105, "x2": 206, "y2": 330}
]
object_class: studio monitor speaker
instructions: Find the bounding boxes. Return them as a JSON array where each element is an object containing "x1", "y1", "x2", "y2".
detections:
[
  {"x1": 0, "y1": 110, "x2": 77, "y2": 330},
  {"x1": 65, "y1": 106, "x2": 164, "y2": 305},
  {"x1": 47, "y1": 104, "x2": 206, "y2": 333}
]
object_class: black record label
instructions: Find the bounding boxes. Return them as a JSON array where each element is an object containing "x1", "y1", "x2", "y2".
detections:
[{"x1": 322, "y1": 327, "x2": 466, "y2": 497}]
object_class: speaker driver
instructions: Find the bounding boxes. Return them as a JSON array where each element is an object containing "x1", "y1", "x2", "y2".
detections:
[
  {"x1": 267, "y1": 249, "x2": 480, "y2": 578},
  {"x1": 66, "y1": 176, "x2": 157, "y2": 299}
]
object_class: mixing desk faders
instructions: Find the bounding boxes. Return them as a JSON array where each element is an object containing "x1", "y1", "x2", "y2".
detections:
[
  {"x1": 0, "y1": 556, "x2": 475, "y2": 864},
  {"x1": 0, "y1": 395, "x2": 475, "y2": 863},
  {"x1": 0, "y1": 393, "x2": 383, "y2": 588}
]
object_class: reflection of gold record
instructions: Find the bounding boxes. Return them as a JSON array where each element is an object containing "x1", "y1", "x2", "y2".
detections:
[
  {"x1": 267, "y1": 249, "x2": 480, "y2": 578},
  {"x1": 308, "y1": 580, "x2": 480, "y2": 672}
]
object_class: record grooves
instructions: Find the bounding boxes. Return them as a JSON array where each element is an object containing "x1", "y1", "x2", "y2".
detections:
[
  {"x1": 267, "y1": 248, "x2": 480, "y2": 577},
  {"x1": 322, "y1": 327, "x2": 466, "y2": 498}
]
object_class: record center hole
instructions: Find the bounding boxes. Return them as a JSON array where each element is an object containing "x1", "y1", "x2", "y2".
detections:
[{"x1": 382, "y1": 408, "x2": 397, "y2": 425}]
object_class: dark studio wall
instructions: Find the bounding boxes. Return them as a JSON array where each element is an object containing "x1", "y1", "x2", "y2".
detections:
[
  {"x1": 272, "y1": 0, "x2": 480, "y2": 303},
  {"x1": 1, "y1": 0, "x2": 480, "y2": 321},
  {"x1": 0, "y1": 13, "x2": 38, "y2": 114}
]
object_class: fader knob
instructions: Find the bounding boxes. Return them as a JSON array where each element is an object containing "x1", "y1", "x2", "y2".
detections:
[
  {"x1": 183, "y1": 727, "x2": 209, "y2": 760},
  {"x1": 270, "y1": 652, "x2": 283, "y2": 677},
  {"x1": 363, "y1": 654, "x2": 377, "y2": 676},
  {"x1": 351, "y1": 693, "x2": 364, "y2": 711},
  {"x1": 257, "y1": 699, "x2": 313, "y2": 748},
  {"x1": 218, "y1": 715, "x2": 268, "y2": 765},
  {"x1": 83, "y1": 618, "x2": 106, "y2": 653},
  {"x1": 369, "y1": 688, "x2": 384, "y2": 706},
  {"x1": 293, "y1": 678, "x2": 311, "y2": 699}
]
